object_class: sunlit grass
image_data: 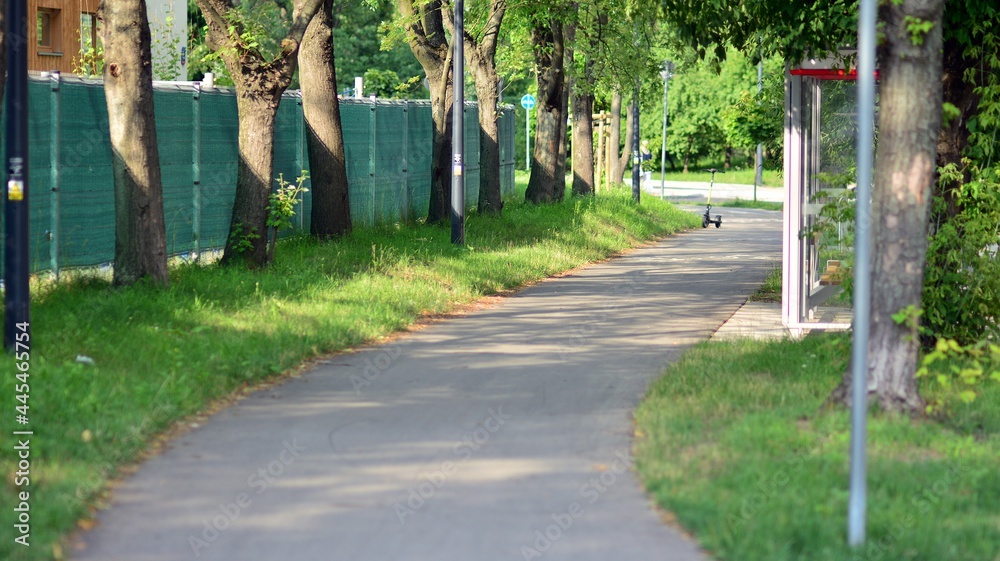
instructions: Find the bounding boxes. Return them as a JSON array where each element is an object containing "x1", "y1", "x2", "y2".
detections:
[{"x1": 635, "y1": 334, "x2": 1000, "y2": 561}]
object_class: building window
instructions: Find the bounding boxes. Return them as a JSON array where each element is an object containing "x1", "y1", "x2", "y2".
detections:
[
  {"x1": 36, "y1": 8, "x2": 61, "y2": 52},
  {"x1": 81, "y1": 13, "x2": 99, "y2": 51}
]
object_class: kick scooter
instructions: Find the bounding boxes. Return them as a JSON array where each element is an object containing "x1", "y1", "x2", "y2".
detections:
[{"x1": 702, "y1": 168, "x2": 722, "y2": 228}]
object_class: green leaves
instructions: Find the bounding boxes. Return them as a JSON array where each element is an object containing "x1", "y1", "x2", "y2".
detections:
[
  {"x1": 904, "y1": 15, "x2": 935, "y2": 46},
  {"x1": 917, "y1": 338, "x2": 1000, "y2": 414}
]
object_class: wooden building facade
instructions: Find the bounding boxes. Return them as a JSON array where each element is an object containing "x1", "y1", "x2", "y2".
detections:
[{"x1": 29, "y1": 0, "x2": 102, "y2": 75}]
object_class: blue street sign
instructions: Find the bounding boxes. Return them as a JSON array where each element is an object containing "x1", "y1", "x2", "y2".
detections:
[{"x1": 521, "y1": 94, "x2": 536, "y2": 110}]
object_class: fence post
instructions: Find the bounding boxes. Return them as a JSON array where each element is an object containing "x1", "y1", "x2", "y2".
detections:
[
  {"x1": 192, "y1": 84, "x2": 202, "y2": 261},
  {"x1": 370, "y1": 97, "x2": 377, "y2": 226},
  {"x1": 49, "y1": 72, "x2": 61, "y2": 280},
  {"x1": 402, "y1": 100, "x2": 410, "y2": 220},
  {"x1": 296, "y1": 96, "x2": 306, "y2": 231}
]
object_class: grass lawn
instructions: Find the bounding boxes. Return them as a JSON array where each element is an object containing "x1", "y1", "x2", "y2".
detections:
[
  {"x1": 717, "y1": 198, "x2": 783, "y2": 212},
  {"x1": 665, "y1": 198, "x2": 783, "y2": 212},
  {"x1": 634, "y1": 334, "x2": 1000, "y2": 561},
  {"x1": 653, "y1": 167, "x2": 783, "y2": 187},
  {"x1": 0, "y1": 173, "x2": 698, "y2": 561}
]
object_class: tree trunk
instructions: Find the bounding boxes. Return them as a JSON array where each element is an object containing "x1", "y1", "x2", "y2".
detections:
[
  {"x1": 571, "y1": 90, "x2": 594, "y2": 196},
  {"x1": 525, "y1": 19, "x2": 565, "y2": 204},
  {"x1": 196, "y1": 0, "x2": 324, "y2": 267},
  {"x1": 99, "y1": 0, "x2": 169, "y2": 286},
  {"x1": 471, "y1": 57, "x2": 503, "y2": 215},
  {"x1": 300, "y1": 0, "x2": 352, "y2": 239},
  {"x1": 398, "y1": 0, "x2": 453, "y2": 223},
  {"x1": 933, "y1": 35, "x2": 980, "y2": 219},
  {"x1": 612, "y1": 90, "x2": 634, "y2": 184},
  {"x1": 609, "y1": 90, "x2": 622, "y2": 183},
  {"x1": 554, "y1": 53, "x2": 570, "y2": 202},
  {"x1": 831, "y1": 0, "x2": 945, "y2": 414},
  {"x1": 568, "y1": 19, "x2": 595, "y2": 198},
  {"x1": 223, "y1": 94, "x2": 279, "y2": 267},
  {"x1": 459, "y1": 0, "x2": 506, "y2": 217},
  {"x1": 428, "y1": 65, "x2": 455, "y2": 223}
]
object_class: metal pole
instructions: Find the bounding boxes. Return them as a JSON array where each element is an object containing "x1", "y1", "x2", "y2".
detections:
[
  {"x1": 525, "y1": 106, "x2": 530, "y2": 171},
  {"x1": 49, "y1": 72, "x2": 61, "y2": 281},
  {"x1": 451, "y1": 0, "x2": 465, "y2": 245},
  {"x1": 849, "y1": 0, "x2": 877, "y2": 548},
  {"x1": 631, "y1": 85, "x2": 640, "y2": 203},
  {"x1": 660, "y1": 61, "x2": 670, "y2": 200},
  {"x1": 755, "y1": 60, "x2": 764, "y2": 201},
  {"x1": 5, "y1": 0, "x2": 31, "y2": 350},
  {"x1": 192, "y1": 85, "x2": 202, "y2": 261}
]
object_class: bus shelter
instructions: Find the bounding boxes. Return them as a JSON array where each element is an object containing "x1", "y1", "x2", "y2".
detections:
[{"x1": 782, "y1": 55, "x2": 871, "y2": 336}]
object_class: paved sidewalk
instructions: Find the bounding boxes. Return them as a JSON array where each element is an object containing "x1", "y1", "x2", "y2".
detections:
[{"x1": 74, "y1": 208, "x2": 782, "y2": 561}]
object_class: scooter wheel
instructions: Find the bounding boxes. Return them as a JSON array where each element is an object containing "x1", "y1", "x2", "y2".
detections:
[
  {"x1": 702, "y1": 219, "x2": 709, "y2": 228},
  {"x1": 715, "y1": 221, "x2": 721, "y2": 228}
]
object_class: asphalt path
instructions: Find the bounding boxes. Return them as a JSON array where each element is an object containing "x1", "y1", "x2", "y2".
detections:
[{"x1": 74, "y1": 207, "x2": 782, "y2": 561}]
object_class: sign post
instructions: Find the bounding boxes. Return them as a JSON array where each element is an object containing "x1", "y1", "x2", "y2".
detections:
[
  {"x1": 5, "y1": 0, "x2": 32, "y2": 350},
  {"x1": 521, "y1": 94, "x2": 535, "y2": 171}
]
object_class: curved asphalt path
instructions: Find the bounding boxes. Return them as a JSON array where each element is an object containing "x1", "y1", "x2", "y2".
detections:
[{"x1": 74, "y1": 207, "x2": 782, "y2": 561}]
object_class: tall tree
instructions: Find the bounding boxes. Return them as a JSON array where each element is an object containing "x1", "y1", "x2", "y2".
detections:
[
  {"x1": 525, "y1": 16, "x2": 566, "y2": 203},
  {"x1": 857, "y1": 0, "x2": 945, "y2": 413},
  {"x1": 566, "y1": 11, "x2": 595, "y2": 196},
  {"x1": 609, "y1": 90, "x2": 633, "y2": 183},
  {"x1": 196, "y1": 0, "x2": 323, "y2": 267},
  {"x1": 397, "y1": 0, "x2": 454, "y2": 223},
  {"x1": 447, "y1": 0, "x2": 507, "y2": 216},
  {"x1": 659, "y1": 0, "x2": 954, "y2": 413},
  {"x1": 99, "y1": 0, "x2": 169, "y2": 286},
  {"x1": 300, "y1": 0, "x2": 352, "y2": 238}
]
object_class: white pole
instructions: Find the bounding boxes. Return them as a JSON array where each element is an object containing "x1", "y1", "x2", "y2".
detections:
[
  {"x1": 755, "y1": 60, "x2": 764, "y2": 200},
  {"x1": 849, "y1": 0, "x2": 876, "y2": 548},
  {"x1": 525, "y1": 107, "x2": 530, "y2": 171},
  {"x1": 660, "y1": 61, "x2": 670, "y2": 200}
]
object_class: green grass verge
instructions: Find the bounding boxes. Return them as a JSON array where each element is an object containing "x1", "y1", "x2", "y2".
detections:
[
  {"x1": 749, "y1": 265, "x2": 782, "y2": 302},
  {"x1": 634, "y1": 334, "x2": 1000, "y2": 561},
  {"x1": 716, "y1": 198, "x2": 783, "y2": 211},
  {"x1": 653, "y1": 168, "x2": 783, "y2": 187},
  {"x1": 0, "y1": 174, "x2": 699, "y2": 560}
]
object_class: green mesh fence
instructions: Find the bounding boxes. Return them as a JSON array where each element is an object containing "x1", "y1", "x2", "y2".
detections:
[{"x1": 0, "y1": 76, "x2": 516, "y2": 274}]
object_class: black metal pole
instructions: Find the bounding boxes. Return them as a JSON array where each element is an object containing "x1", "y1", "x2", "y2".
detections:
[
  {"x1": 631, "y1": 83, "x2": 640, "y2": 203},
  {"x1": 5, "y1": 0, "x2": 31, "y2": 350},
  {"x1": 450, "y1": 0, "x2": 465, "y2": 245}
]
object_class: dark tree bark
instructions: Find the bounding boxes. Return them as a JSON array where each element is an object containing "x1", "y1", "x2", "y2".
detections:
[
  {"x1": 300, "y1": 0, "x2": 351, "y2": 239},
  {"x1": 398, "y1": 0, "x2": 453, "y2": 224},
  {"x1": 99, "y1": 0, "x2": 169, "y2": 286},
  {"x1": 0, "y1": 0, "x2": 6, "y2": 109},
  {"x1": 932, "y1": 32, "x2": 981, "y2": 221},
  {"x1": 525, "y1": 18, "x2": 565, "y2": 204},
  {"x1": 609, "y1": 89, "x2": 634, "y2": 184},
  {"x1": 554, "y1": 52, "x2": 570, "y2": 202},
  {"x1": 566, "y1": 15, "x2": 594, "y2": 197},
  {"x1": 448, "y1": 0, "x2": 506, "y2": 216},
  {"x1": 831, "y1": 0, "x2": 945, "y2": 414},
  {"x1": 196, "y1": 0, "x2": 323, "y2": 268}
]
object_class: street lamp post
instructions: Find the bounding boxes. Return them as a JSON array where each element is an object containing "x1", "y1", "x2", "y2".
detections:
[
  {"x1": 631, "y1": 82, "x2": 640, "y2": 203},
  {"x1": 451, "y1": 0, "x2": 465, "y2": 245},
  {"x1": 755, "y1": 60, "x2": 764, "y2": 201},
  {"x1": 660, "y1": 61, "x2": 672, "y2": 200}
]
